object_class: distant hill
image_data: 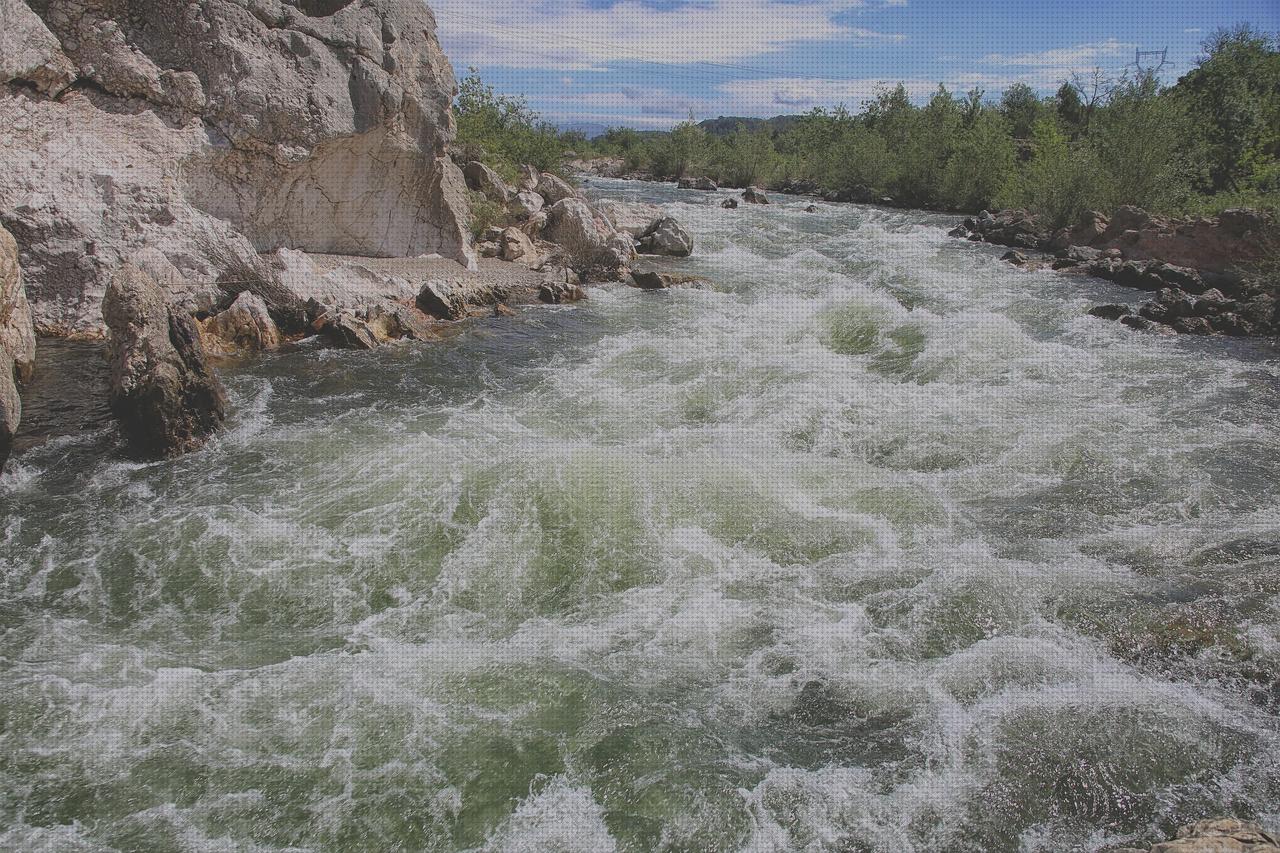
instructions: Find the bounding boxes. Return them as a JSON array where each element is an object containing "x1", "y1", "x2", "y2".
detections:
[{"x1": 697, "y1": 115, "x2": 805, "y2": 137}]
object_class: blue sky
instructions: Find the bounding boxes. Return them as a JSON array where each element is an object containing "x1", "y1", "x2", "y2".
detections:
[{"x1": 431, "y1": 0, "x2": 1280, "y2": 130}]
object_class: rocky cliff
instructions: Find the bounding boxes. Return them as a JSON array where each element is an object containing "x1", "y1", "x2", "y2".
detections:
[{"x1": 0, "y1": 0, "x2": 475, "y2": 336}]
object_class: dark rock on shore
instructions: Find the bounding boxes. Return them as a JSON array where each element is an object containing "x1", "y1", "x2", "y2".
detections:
[
  {"x1": 103, "y1": 264, "x2": 227, "y2": 458},
  {"x1": 630, "y1": 271, "x2": 711, "y2": 290},
  {"x1": 953, "y1": 206, "x2": 1277, "y2": 337}
]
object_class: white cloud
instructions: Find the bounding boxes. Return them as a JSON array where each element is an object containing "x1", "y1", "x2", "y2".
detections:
[
  {"x1": 432, "y1": 0, "x2": 906, "y2": 70},
  {"x1": 981, "y1": 38, "x2": 1134, "y2": 69}
]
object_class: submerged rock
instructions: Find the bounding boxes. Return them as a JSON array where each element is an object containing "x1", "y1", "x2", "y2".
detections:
[
  {"x1": 103, "y1": 264, "x2": 227, "y2": 458},
  {"x1": 721, "y1": 198, "x2": 739, "y2": 209}
]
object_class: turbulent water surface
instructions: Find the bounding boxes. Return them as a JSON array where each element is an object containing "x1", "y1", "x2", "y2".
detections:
[{"x1": 3, "y1": 180, "x2": 1279, "y2": 852}]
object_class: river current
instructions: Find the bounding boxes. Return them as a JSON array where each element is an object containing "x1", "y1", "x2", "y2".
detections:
[{"x1": 2, "y1": 179, "x2": 1279, "y2": 852}]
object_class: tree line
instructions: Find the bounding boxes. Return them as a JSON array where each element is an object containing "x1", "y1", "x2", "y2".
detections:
[{"x1": 456, "y1": 26, "x2": 1278, "y2": 228}]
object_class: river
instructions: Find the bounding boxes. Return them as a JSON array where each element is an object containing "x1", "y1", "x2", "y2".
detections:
[{"x1": 2, "y1": 179, "x2": 1278, "y2": 852}]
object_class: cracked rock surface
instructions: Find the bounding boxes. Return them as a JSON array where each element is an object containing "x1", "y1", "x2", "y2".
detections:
[{"x1": 1, "y1": 0, "x2": 475, "y2": 335}]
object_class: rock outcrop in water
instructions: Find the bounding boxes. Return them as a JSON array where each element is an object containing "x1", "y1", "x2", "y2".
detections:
[
  {"x1": 1114, "y1": 818, "x2": 1280, "y2": 853},
  {"x1": 0, "y1": 0, "x2": 475, "y2": 336},
  {"x1": 103, "y1": 264, "x2": 227, "y2": 458},
  {"x1": 952, "y1": 207, "x2": 1278, "y2": 336},
  {"x1": 1, "y1": 223, "x2": 37, "y2": 470}
]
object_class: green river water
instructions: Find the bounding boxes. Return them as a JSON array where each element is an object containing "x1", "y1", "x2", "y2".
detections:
[{"x1": 2, "y1": 179, "x2": 1278, "y2": 852}]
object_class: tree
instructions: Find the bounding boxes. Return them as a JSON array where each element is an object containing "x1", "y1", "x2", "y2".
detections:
[
  {"x1": 940, "y1": 108, "x2": 1016, "y2": 211},
  {"x1": 999, "y1": 83, "x2": 1044, "y2": 139},
  {"x1": 1172, "y1": 24, "x2": 1280, "y2": 192},
  {"x1": 1055, "y1": 82, "x2": 1085, "y2": 136},
  {"x1": 1000, "y1": 117, "x2": 1104, "y2": 227}
]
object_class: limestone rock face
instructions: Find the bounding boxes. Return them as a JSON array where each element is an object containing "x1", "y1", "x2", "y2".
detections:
[
  {"x1": 103, "y1": 264, "x2": 227, "y2": 458},
  {"x1": 0, "y1": 223, "x2": 35, "y2": 471},
  {"x1": 543, "y1": 199, "x2": 636, "y2": 279},
  {"x1": 1, "y1": 0, "x2": 474, "y2": 335},
  {"x1": 1147, "y1": 818, "x2": 1279, "y2": 853}
]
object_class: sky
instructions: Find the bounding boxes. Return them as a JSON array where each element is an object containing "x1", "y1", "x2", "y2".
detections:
[{"x1": 429, "y1": 0, "x2": 1280, "y2": 132}]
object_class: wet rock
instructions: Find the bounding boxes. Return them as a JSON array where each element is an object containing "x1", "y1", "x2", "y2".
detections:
[
  {"x1": 1002, "y1": 250, "x2": 1028, "y2": 266},
  {"x1": 1088, "y1": 304, "x2": 1129, "y2": 321},
  {"x1": 637, "y1": 216, "x2": 694, "y2": 258},
  {"x1": 630, "y1": 270, "x2": 710, "y2": 290},
  {"x1": 464, "y1": 161, "x2": 514, "y2": 204},
  {"x1": 948, "y1": 225, "x2": 970, "y2": 238},
  {"x1": 103, "y1": 263, "x2": 227, "y2": 458},
  {"x1": 721, "y1": 198, "x2": 739, "y2": 209},
  {"x1": 1173, "y1": 315, "x2": 1215, "y2": 335},
  {"x1": 199, "y1": 291, "x2": 281, "y2": 355},
  {"x1": 1149, "y1": 818, "x2": 1280, "y2": 853},
  {"x1": 805, "y1": 204, "x2": 819, "y2": 213},
  {"x1": 678, "y1": 176, "x2": 717, "y2": 191},
  {"x1": 538, "y1": 276, "x2": 586, "y2": 304},
  {"x1": 1052, "y1": 257, "x2": 1080, "y2": 270},
  {"x1": 416, "y1": 279, "x2": 468, "y2": 321},
  {"x1": 742, "y1": 186, "x2": 770, "y2": 204},
  {"x1": 313, "y1": 310, "x2": 378, "y2": 350}
]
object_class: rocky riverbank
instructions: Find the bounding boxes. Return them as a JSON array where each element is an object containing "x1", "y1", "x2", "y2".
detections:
[
  {"x1": 951, "y1": 207, "x2": 1277, "y2": 336},
  {"x1": 0, "y1": 0, "x2": 705, "y2": 470}
]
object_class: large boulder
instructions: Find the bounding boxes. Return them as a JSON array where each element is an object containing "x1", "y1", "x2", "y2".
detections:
[
  {"x1": 742, "y1": 186, "x2": 770, "y2": 205},
  {"x1": 509, "y1": 190, "x2": 545, "y2": 220},
  {"x1": 517, "y1": 164, "x2": 541, "y2": 193},
  {"x1": 637, "y1": 217, "x2": 694, "y2": 258},
  {"x1": 464, "y1": 161, "x2": 514, "y2": 204},
  {"x1": 103, "y1": 264, "x2": 227, "y2": 458},
  {"x1": 536, "y1": 173, "x2": 580, "y2": 205},
  {"x1": 1, "y1": 223, "x2": 36, "y2": 471},
  {"x1": 597, "y1": 199, "x2": 663, "y2": 238},
  {"x1": 498, "y1": 227, "x2": 540, "y2": 267},
  {"x1": 1, "y1": 0, "x2": 476, "y2": 336},
  {"x1": 543, "y1": 199, "x2": 636, "y2": 279}
]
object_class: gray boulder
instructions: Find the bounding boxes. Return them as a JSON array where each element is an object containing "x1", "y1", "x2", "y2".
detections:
[
  {"x1": 464, "y1": 161, "x2": 515, "y2": 204},
  {"x1": 638, "y1": 217, "x2": 694, "y2": 258},
  {"x1": 536, "y1": 173, "x2": 580, "y2": 204},
  {"x1": 742, "y1": 186, "x2": 770, "y2": 204},
  {"x1": 543, "y1": 199, "x2": 636, "y2": 279},
  {"x1": 509, "y1": 190, "x2": 546, "y2": 220},
  {"x1": 630, "y1": 271, "x2": 710, "y2": 290},
  {"x1": 103, "y1": 264, "x2": 227, "y2": 458},
  {"x1": 596, "y1": 199, "x2": 663, "y2": 238}
]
